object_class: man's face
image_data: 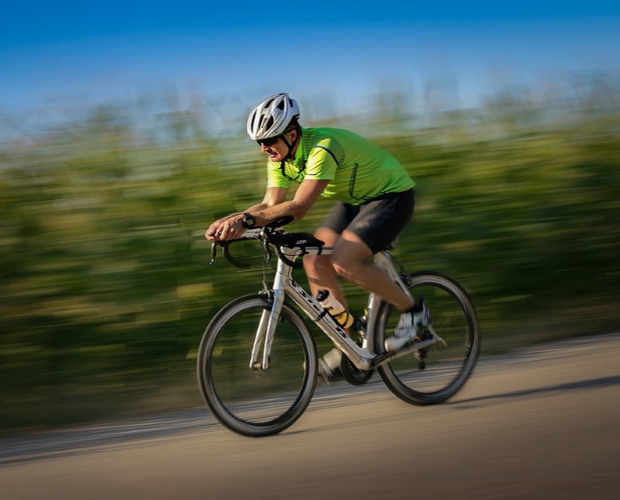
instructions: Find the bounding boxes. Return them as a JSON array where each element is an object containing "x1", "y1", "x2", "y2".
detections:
[{"x1": 257, "y1": 130, "x2": 297, "y2": 161}]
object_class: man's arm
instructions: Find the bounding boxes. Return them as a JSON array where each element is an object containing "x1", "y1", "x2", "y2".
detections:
[
  {"x1": 245, "y1": 186, "x2": 289, "y2": 213},
  {"x1": 205, "y1": 187, "x2": 289, "y2": 240},
  {"x1": 250, "y1": 180, "x2": 329, "y2": 226},
  {"x1": 205, "y1": 180, "x2": 329, "y2": 242}
]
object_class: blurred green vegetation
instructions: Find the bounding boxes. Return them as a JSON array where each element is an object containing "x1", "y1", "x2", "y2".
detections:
[{"x1": 1, "y1": 81, "x2": 619, "y2": 433}]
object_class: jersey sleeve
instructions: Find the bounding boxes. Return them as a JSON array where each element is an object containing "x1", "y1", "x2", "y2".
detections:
[{"x1": 304, "y1": 138, "x2": 342, "y2": 181}]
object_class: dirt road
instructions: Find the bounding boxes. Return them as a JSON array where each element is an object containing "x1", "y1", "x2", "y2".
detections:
[{"x1": 2, "y1": 333, "x2": 620, "y2": 499}]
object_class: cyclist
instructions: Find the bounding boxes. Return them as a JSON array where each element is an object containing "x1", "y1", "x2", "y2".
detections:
[{"x1": 205, "y1": 93, "x2": 426, "y2": 380}]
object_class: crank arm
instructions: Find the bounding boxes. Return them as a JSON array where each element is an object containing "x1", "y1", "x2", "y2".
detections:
[
  {"x1": 372, "y1": 336, "x2": 439, "y2": 368},
  {"x1": 427, "y1": 323, "x2": 447, "y2": 346}
]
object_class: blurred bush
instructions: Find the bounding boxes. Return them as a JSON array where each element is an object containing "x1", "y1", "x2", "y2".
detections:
[{"x1": 1, "y1": 76, "x2": 619, "y2": 431}]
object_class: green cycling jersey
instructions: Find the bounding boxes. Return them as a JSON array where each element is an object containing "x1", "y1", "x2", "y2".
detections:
[{"x1": 267, "y1": 127, "x2": 415, "y2": 205}]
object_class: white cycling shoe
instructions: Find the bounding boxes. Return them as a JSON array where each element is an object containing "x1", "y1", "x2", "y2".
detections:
[
  {"x1": 317, "y1": 347, "x2": 342, "y2": 384},
  {"x1": 384, "y1": 302, "x2": 428, "y2": 352},
  {"x1": 303, "y1": 347, "x2": 343, "y2": 384}
]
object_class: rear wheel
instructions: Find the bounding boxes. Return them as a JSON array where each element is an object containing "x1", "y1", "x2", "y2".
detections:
[
  {"x1": 197, "y1": 294, "x2": 317, "y2": 437},
  {"x1": 375, "y1": 272, "x2": 480, "y2": 405}
]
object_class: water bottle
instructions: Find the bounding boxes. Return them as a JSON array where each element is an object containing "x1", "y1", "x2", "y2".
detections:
[{"x1": 316, "y1": 289, "x2": 354, "y2": 329}]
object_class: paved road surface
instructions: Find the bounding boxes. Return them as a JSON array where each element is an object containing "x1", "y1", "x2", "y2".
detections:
[{"x1": 2, "y1": 333, "x2": 620, "y2": 499}]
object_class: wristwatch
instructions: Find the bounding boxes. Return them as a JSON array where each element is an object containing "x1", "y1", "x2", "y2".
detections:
[{"x1": 242, "y1": 213, "x2": 256, "y2": 229}]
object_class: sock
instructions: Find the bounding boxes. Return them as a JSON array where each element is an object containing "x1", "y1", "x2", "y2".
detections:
[{"x1": 406, "y1": 302, "x2": 423, "y2": 314}]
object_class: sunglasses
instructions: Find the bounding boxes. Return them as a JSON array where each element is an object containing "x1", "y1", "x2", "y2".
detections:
[{"x1": 256, "y1": 136, "x2": 280, "y2": 147}]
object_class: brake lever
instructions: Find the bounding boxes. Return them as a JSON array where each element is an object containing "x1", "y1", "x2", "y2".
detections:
[
  {"x1": 210, "y1": 242, "x2": 218, "y2": 265},
  {"x1": 261, "y1": 237, "x2": 272, "y2": 263}
]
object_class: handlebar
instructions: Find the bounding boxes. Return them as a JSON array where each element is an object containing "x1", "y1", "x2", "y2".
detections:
[{"x1": 209, "y1": 217, "x2": 326, "y2": 270}]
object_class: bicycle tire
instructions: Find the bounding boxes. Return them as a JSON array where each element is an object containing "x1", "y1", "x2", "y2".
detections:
[
  {"x1": 197, "y1": 294, "x2": 317, "y2": 437},
  {"x1": 375, "y1": 272, "x2": 480, "y2": 405}
]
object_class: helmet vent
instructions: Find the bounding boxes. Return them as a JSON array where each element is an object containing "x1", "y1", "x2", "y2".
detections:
[{"x1": 263, "y1": 116, "x2": 274, "y2": 131}]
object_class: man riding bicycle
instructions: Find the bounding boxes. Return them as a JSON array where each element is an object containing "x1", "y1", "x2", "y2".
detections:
[{"x1": 205, "y1": 93, "x2": 426, "y2": 380}]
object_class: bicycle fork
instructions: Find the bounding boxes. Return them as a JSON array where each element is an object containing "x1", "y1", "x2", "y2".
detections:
[
  {"x1": 249, "y1": 288, "x2": 285, "y2": 370},
  {"x1": 248, "y1": 249, "x2": 307, "y2": 371}
]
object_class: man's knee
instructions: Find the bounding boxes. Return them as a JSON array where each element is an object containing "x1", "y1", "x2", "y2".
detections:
[
  {"x1": 330, "y1": 253, "x2": 358, "y2": 280},
  {"x1": 303, "y1": 253, "x2": 331, "y2": 272}
]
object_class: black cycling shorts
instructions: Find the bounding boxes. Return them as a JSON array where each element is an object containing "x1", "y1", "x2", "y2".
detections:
[{"x1": 320, "y1": 189, "x2": 415, "y2": 254}]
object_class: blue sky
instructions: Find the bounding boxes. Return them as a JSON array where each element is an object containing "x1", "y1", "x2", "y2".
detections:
[{"x1": 2, "y1": 1, "x2": 620, "y2": 125}]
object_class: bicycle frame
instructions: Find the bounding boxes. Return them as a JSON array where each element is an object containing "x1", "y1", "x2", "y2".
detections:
[{"x1": 249, "y1": 243, "x2": 440, "y2": 372}]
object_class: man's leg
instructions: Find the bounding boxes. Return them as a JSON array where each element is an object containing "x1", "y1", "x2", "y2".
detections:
[
  {"x1": 303, "y1": 227, "x2": 352, "y2": 381},
  {"x1": 330, "y1": 230, "x2": 415, "y2": 313},
  {"x1": 332, "y1": 230, "x2": 425, "y2": 353},
  {"x1": 303, "y1": 226, "x2": 349, "y2": 307}
]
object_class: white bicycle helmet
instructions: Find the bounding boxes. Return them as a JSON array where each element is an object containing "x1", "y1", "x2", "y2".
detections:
[{"x1": 247, "y1": 93, "x2": 300, "y2": 141}]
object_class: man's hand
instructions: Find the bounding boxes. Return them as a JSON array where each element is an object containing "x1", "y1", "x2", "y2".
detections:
[{"x1": 205, "y1": 214, "x2": 246, "y2": 242}]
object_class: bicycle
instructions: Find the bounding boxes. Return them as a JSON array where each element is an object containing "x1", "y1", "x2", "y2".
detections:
[{"x1": 197, "y1": 218, "x2": 480, "y2": 437}]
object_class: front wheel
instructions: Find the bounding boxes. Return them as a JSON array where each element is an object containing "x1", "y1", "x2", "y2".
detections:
[
  {"x1": 375, "y1": 272, "x2": 480, "y2": 405},
  {"x1": 197, "y1": 294, "x2": 317, "y2": 437}
]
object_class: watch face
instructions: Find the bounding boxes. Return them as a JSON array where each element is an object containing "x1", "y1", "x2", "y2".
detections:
[{"x1": 243, "y1": 213, "x2": 255, "y2": 228}]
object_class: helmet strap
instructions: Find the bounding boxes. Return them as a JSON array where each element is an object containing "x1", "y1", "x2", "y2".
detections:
[{"x1": 280, "y1": 123, "x2": 300, "y2": 162}]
